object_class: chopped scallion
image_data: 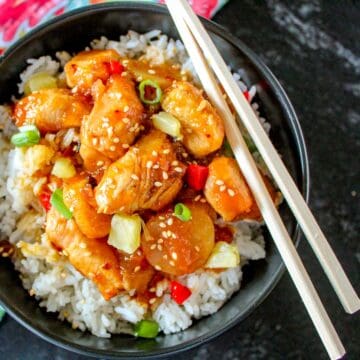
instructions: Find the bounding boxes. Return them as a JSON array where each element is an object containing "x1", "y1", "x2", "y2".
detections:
[
  {"x1": 24, "y1": 72, "x2": 58, "y2": 96},
  {"x1": 139, "y1": 79, "x2": 162, "y2": 105},
  {"x1": 134, "y1": 320, "x2": 159, "y2": 338},
  {"x1": 174, "y1": 203, "x2": 192, "y2": 222},
  {"x1": 0, "y1": 306, "x2": 5, "y2": 322},
  {"x1": 50, "y1": 189, "x2": 73, "y2": 219},
  {"x1": 11, "y1": 125, "x2": 40, "y2": 147}
]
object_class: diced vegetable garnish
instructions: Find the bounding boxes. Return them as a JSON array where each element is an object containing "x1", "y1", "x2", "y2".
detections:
[
  {"x1": 39, "y1": 190, "x2": 52, "y2": 212},
  {"x1": 186, "y1": 164, "x2": 208, "y2": 191},
  {"x1": 222, "y1": 139, "x2": 234, "y2": 158},
  {"x1": 50, "y1": 189, "x2": 73, "y2": 220},
  {"x1": 152, "y1": 112, "x2": 182, "y2": 140},
  {"x1": 139, "y1": 79, "x2": 162, "y2": 105},
  {"x1": 174, "y1": 203, "x2": 192, "y2": 222},
  {"x1": 243, "y1": 90, "x2": 250, "y2": 101},
  {"x1": 24, "y1": 72, "x2": 58, "y2": 96},
  {"x1": 134, "y1": 320, "x2": 159, "y2": 338},
  {"x1": 0, "y1": 306, "x2": 5, "y2": 322},
  {"x1": 108, "y1": 214, "x2": 142, "y2": 254},
  {"x1": 10, "y1": 125, "x2": 40, "y2": 147},
  {"x1": 51, "y1": 157, "x2": 76, "y2": 179},
  {"x1": 205, "y1": 241, "x2": 240, "y2": 269},
  {"x1": 107, "y1": 60, "x2": 124, "y2": 75},
  {"x1": 170, "y1": 281, "x2": 192, "y2": 305}
]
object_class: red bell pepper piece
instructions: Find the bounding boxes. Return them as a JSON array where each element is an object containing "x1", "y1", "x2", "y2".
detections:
[
  {"x1": 39, "y1": 190, "x2": 52, "y2": 212},
  {"x1": 108, "y1": 60, "x2": 124, "y2": 75},
  {"x1": 243, "y1": 90, "x2": 250, "y2": 102},
  {"x1": 170, "y1": 281, "x2": 192, "y2": 305},
  {"x1": 186, "y1": 164, "x2": 209, "y2": 191}
]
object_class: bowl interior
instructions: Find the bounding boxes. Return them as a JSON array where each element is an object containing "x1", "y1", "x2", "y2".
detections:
[{"x1": 0, "y1": 3, "x2": 308, "y2": 358}]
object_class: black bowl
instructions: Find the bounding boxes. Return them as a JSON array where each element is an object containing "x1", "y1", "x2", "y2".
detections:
[{"x1": 0, "y1": 2, "x2": 309, "y2": 358}]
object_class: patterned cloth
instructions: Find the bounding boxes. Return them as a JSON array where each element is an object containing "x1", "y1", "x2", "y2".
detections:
[{"x1": 0, "y1": 0, "x2": 229, "y2": 54}]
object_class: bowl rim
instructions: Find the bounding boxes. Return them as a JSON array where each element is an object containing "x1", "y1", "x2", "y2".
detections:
[{"x1": 0, "y1": 2, "x2": 310, "y2": 358}]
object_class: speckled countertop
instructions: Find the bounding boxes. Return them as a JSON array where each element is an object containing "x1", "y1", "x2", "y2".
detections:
[{"x1": 0, "y1": 1, "x2": 359, "y2": 359}]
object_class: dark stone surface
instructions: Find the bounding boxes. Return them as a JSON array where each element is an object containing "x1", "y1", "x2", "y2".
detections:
[{"x1": 0, "y1": 0, "x2": 359, "y2": 359}]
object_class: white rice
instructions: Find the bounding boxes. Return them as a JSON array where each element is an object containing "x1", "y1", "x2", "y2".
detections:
[{"x1": 0, "y1": 30, "x2": 268, "y2": 338}]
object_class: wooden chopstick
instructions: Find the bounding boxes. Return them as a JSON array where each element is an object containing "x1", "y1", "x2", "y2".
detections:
[
  {"x1": 167, "y1": 0, "x2": 360, "y2": 315},
  {"x1": 166, "y1": 1, "x2": 346, "y2": 359}
]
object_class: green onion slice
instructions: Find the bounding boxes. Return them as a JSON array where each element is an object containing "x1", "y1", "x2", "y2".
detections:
[
  {"x1": 134, "y1": 320, "x2": 159, "y2": 338},
  {"x1": 0, "y1": 305, "x2": 5, "y2": 322},
  {"x1": 50, "y1": 189, "x2": 73, "y2": 220},
  {"x1": 222, "y1": 139, "x2": 234, "y2": 158},
  {"x1": 10, "y1": 125, "x2": 41, "y2": 147},
  {"x1": 139, "y1": 79, "x2": 162, "y2": 105},
  {"x1": 24, "y1": 72, "x2": 58, "y2": 96},
  {"x1": 174, "y1": 203, "x2": 192, "y2": 222},
  {"x1": 152, "y1": 112, "x2": 182, "y2": 140}
]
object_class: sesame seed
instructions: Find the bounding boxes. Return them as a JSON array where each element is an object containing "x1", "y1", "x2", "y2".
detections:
[
  {"x1": 228, "y1": 189, "x2": 235, "y2": 197},
  {"x1": 163, "y1": 254, "x2": 168, "y2": 260},
  {"x1": 102, "y1": 122, "x2": 109, "y2": 128},
  {"x1": 122, "y1": 143, "x2": 129, "y2": 149},
  {"x1": 169, "y1": 260, "x2": 175, "y2": 266},
  {"x1": 162, "y1": 171, "x2": 169, "y2": 180},
  {"x1": 171, "y1": 161, "x2": 179, "y2": 166},
  {"x1": 167, "y1": 218, "x2": 173, "y2": 226},
  {"x1": 79, "y1": 242, "x2": 86, "y2": 249},
  {"x1": 215, "y1": 179, "x2": 224, "y2": 186},
  {"x1": 195, "y1": 246, "x2": 200, "y2": 252},
  {"x1": 159, "y1": 222, "x2": 166, "y2": 228},
  {"x1": 157, "y1": 244, "x2": 163, "y2": 251},
  {"x1": 122, "y1": 117, "x2": 130, "y2": 124},
  {"x1": 133, "y1": 147, "x2": 139, "y2": 153},
  {"x1": 158, "y1": 238, "x2": 164, "y2": 244},
  {"x1": 150, "y1": 244, "x2": 157, "y2": 250},
  {"x1": 137, "y1": 76, "x2": 143, "y2": 82},
  {"x1": 194, "y1": 195, "x2": 201, "y2": 202},
  {"x1": 131, "y1": 174, "x2": 139, "y2": 181},
  {"x1": 92, "y1": 138, "x2": 98, "y2": 146},
  {"x1": 146, "y1": 160, "x2": 153, "y2": 169},
  {"x1": 149, "y1": 287, "x2": 156, "y2": 293},
  {"x1": 124, "y1": 105, "x2": 129, "y2": 112},
  {"x1": 171, "y1": 233, "x2": 177, "y2": 239},
  {"x1": 155, "y1": 265, "x2": 161, "y2": 271},
  {"x1": 110, "y1": 145, "x2": 116, "y2": 151},
  {"x1": 152, "y1": 150, "x2": 158, "y2": 157},
  {"x1": 182, "y1": 152, "x2": 189, "y2": 158},
  {"x1": 148, "y1": 69, "x2": 156, "y2": 74},
  {"x1": 200, "y1": 198, "x2": 207, "y2": 203},
  {"x1": 96, "y1": 161, "x2": 104, "y2": 167},
  {"x1": 113, "y1": 137, "x2": 120, "y2": 143},
  {"x1": 134, "y1": 266, "x2": 141, "y2": 273},
  {"x1": 220, "y1": 185, "x2": 226, "y2": 192},
  {"x1": 163, "y1": 149, "x2": 170, "y2": 154},
  {"x1": 171, "y1": 252, "x2": 178, "y2": 260},
  {"x1": 154, "y1": 181, "x2": 162, "y2": 187},
  {"x1": 153, "y1": 164, "x2": 159, "y2": 169},
  {"x1": 102, "y1": 117, "x2": 109, "y2": 123},
  {"x1": 197, "y1": 100, "x2": 207, "y2": 111},
  {"x1": 174, "y1": 167, "x2": 183, "y2": 173},
  {"x1": 162, "y1": 231, "x2": 168, "y2": 238},
  {"x1": 159, "y1": 216, "x2": 165, "y2": 220},
  {"x1": 149, "y1": 298, "x2": 156, "y2": 304},
  {"x1": 166, "y1": 230, "x2": 172, "y2": 237}
]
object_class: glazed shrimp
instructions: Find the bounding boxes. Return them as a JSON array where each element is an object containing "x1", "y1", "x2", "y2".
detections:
[
  {"x1": 13, "y1": 88, "x2": 91, "y2": 133},
  {"x1": 95, "y1": 130, "x2": 186, "y2": 214},
  {"x1": 161, "y1": 81, "x2": 225, "y2": 157},
  {"x1": 46, "y1": 207, "x2": 123, "y2": 300},
  {"x1": 79, "y1": 74, "x2": 144, "y2": 173}
]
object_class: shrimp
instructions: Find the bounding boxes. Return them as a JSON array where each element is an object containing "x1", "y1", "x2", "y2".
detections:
[
  {"x1": 64, "y1": 49, "x2": 121, "y2": 94},
  {"x1": 95, "y1": 130, "x2": 186, "y2": 214},
  {"x1": 161, "y1": 81, "x2": 225, "y2": 157},
  {"x1": 13, "y1": 88, "x2": 91, "y2": 133},
  {"x1": 63, "y1": 175, "x2": 111, "y2": 239},
  {"x1": 204, "y1": 156, "x2": 253, "y2": 221},
  {"x1": 79, "y1": 75, "x2": 144, "y2": 172},
  {"x1": 46, "y1": 207, "x2": 123, "y2": 300}
]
